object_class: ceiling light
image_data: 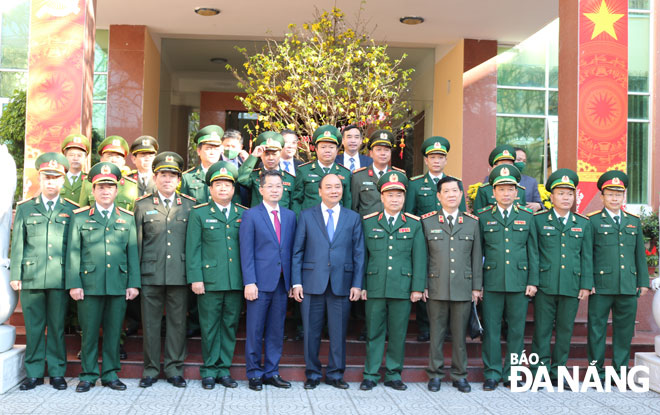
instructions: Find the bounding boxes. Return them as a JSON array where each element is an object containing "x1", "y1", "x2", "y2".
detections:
[
  {"x1": 399, "y1": 16, "x2": 424, "y2": 25},
  {"x1": 210, "y1": 57, "x2": 228, "y2": 64},
  {"x1": 194, "y1": 7, "x2": 221, "y2": 16}
]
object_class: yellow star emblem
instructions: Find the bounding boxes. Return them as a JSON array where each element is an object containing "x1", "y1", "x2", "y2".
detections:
[{"x1": 584, "y1": 0, "x2": 624, "y2": 40}]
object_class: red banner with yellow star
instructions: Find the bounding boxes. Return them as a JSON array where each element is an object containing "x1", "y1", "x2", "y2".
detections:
[
  {"x1": 23, "y1": 0, "x2": 95, "y2": 198},
  {"x1": 576, "y1": 0, "x2": 628, "y2": 213}
]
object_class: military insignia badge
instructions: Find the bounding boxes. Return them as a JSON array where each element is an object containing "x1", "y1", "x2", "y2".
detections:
[
  {"x1": 501, "y1": 167, "x2": 510, "y2": 176},
  {"x1": 73, "y1": 136, "x2": 82, "y2": 143},
  {"x1": 612, "y1": 177, "x2": 620, "y2": 185},
  {"x1": 112, "y1": 139, "x2": 121, "y2": 147},
  {"x1": 166, "y1": 155, "x2": 174, "y2": 162},
  {"x1": 324, "y1": 131, "x2": 331, "y2": 137},
  {"x1": 101, "y1": 165, "x2": 111, "y2": 175},
  {"x1": 502, "y1": 149, "x2": 510, "y2": 156},
  {"x1": 380, "y1": 132, "x2": 387, "y2": 139},
  {"x1": 390, "y1": 173, "x2": 398, "y2": 182},
  {"x1": 142, "y1": 139, "x2": 150, "y2": 146},
  {"x1": 562, "y1": 175, "x2": 570, "y2": 183},
  {"x1": 48, "y1": 159, "x2": 58, "y2": 168},
  {"x1": 210, "y1": 131, "x2": 220, "y2": 139}
]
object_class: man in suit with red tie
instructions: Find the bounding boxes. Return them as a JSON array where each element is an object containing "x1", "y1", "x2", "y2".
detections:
[
  {"x1": 240, "y1": 170, "x2": 297, "y2": 391},
  {"x1": 291, "y1": 174, "x2": 365, "y2": 390}
]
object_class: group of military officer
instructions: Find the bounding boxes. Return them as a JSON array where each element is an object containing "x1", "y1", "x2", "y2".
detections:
[{"x1": 9, "y1": 121, "x2": 650, "y2": 393}]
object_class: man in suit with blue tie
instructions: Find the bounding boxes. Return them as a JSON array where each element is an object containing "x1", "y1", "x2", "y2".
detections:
[
  {"x1": 292, "y1": 174, "x2": 365, "y2": 389},
  {"x1": 335, "y1": 124, "x2": 373, "y2": 172},
  {"x1": 240, "y1": 170, "x2": 297, "y2": 391}
]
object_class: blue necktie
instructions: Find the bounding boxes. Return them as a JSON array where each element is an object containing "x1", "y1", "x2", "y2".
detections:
[
  {"x1": 326, "y1": 209, "x2": 335, "y2": 242},
  {"x1": 283, "y1": 161, "x2": 291, "y2": 174},
  {"x1": 349, "y1": 157, "x2": 355, "y2": 172}
]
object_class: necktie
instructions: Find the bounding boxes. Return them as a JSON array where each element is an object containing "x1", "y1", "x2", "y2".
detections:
[
  {"x1": 101, "y1": 210, "x2": 109, "y2": 223},
  {"x1": 326, "y1": 209, "x2": 335, "y2": 242},
  {"x1": 272, "y1": 210, "x2": 281, "y2": 243},
  {"x1": 283, "y1": 161, "x2": 291, "y2": 174},
  {"x1": 447, "y1": 215, "x2": 454, "y2": 230},
  {"x1": 164, "y1": 199, "x2": 171, "y2": 212},
  {"x1": 559, "y1": 217, "x2": 565, "y2": 226},
  {"x1": 222, "y1": 207, "x2": 228, "y2": 219},
  {"x1": 377, "y1": 170, "x2": 383, "y2": 179},
  {"x1": 46, "y1": 200, "x2": 54, "y2": 212},
  {"x1": 388, "y1": 215, "x2": 394, "y2": 231},
  {"x1": 70, "y1": 175, "x2": 77, "y2": 185},
  {"x1": 349, "y1": 157, "x2": 355, "y2": 172},
  {"x1": 433, "y1": 177, "x2": 439, "y2": 185},
  {"x1": 614, "y1": 215, "x2": 620, "y2": 225},
  {"x1": 502, "y1": 209, "x2": 508, "y2": 222},
  {"x1": 322, "y1": 167, "x2": 329, "y2": 174}
]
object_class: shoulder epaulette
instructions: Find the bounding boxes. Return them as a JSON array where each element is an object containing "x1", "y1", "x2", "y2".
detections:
[
  {"x1": 410, "y1": 175, "x2": 424, "y2": 181},
  {"x1": 336, "y1": 163, "x2": 350, "y2": 172},
  {"x1": 517, "y1": 205, "x2": 532, "y2": 214},
  {"x1": 623, "y1": 209, "x2": 640, "y2": 218},
  {"x1": 363, "y1": 211, "x2": 379, "y2": 220},
  {"x1": 128, "y1": 170, "x2": 137, "y2": 176},
  {"x1": 16, "y1": 198, "x2": 31, "y2": 206},
  {"x1": 117, "y1": 206, "x2": 134, "y2": 216},
  {"x1": 404, "y1": 212, "x2": 420, "y2": 221},
  {"x1": 534, "y1": 210, "x2": 546, "y2": 216},
  {"x1": 477, "y1": 206, "x2": 492, "y2": 214},
  {"x1": 63, "y1": 198, "x2": 80, "y2": 207},
  {"x1": 391, "y1": 166, "x2": 406, "y2": 173},
  {"x1": 123, "y1": 176, "x2": 137, "y2": 184},
  {"x1": 236, "y1": 204, "x2": 248, "y2": 210},
  {"x1": 193, "y1": 202, "x2": 209, "y2": 209},
  {"x1": 179, "y1": 193, "x2": 196, "y2": 202},
  {"x1": 421, "y1": 211, "x2": 437, "y2": 220},
  {"x1": 135, "y1": 193, "x2": 152, "y2": 202},
  {"x1": 73, "y1": 206, "x2": 91, "y2": 214},
  {"x1": 479, "y1": 182, "x2": 490, "y2": 188},
  {"x1": 252, "y1": 168, "x2": 261, "y2": 172},
  {"x1": 463, "y1": 212, "x2": 478, "y2": 220},
  {"x1": 353, "y1": 167, "x2": 367, "y2": 174},
  {"x1": 517, "y1": 184, "x2": 526, "y2": 190},
  {"x1": 574, "y1": 212, "x2": 589, "y2": 220},
  {"x1": 182, "y1": 167, "x2": 195, "y2": 174},
  {"x1": 299, "y1": 160, "x2": 313, "y2": 167},
  {"x1": 587, "y1": 210, "x2": 601, "y2": 217},
  {"x1": 282, "y1": 170, "x2": 294, "y2": 178}
]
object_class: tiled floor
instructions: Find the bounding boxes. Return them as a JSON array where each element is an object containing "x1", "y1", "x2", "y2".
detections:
[{"x1": 1, "y1": 378, "x2": 659, "y2": 414}]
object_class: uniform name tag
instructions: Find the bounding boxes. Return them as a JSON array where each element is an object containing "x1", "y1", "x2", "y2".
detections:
[
  {"x1": 487, "y1": 221, "x2": 497, "y2": 225},
  {"x1": 420, "y1": 187, "x2": 432, "y2": 191},
  {"x1": 571, "y1": 227, "x2": 582, "y2": 232},
  {"x1": 543, "y1": 226, "x2": 554, "y2": 230},
  {"x1": 58, "y1": 213, "x2": 70, "y2": 218},
  {"x1": 283, "y1": 182, "x2": 291, "y2": 186},
  {"x1": 514, "y1": 220, "x2": 526, "y2": 225},
  {"x1": 626, "y1": 224, "x2": 636, "y2": 228},
  {"x1": 399, "y1": 228, "x2": 410, "y2": 233},
  {"x1": 146, "y1": 210, "x2": 158, "y2": 215},
  {"x1": 309, "y1": 174, "x2": 319, "y2": 178},
  {"x1": 362, "y1": 182, "x2": 374, "y2": 185},
  {"x1": 372, "y1": 228, "x2": 384, "y2": 232},
  {"x1": 85, "y1": 219, "x2": 95, "y2": 223},
  {"x1": 430, "y1": 229, "x2": 442, "y2": 234},
  {"x1": 30, "y1": 213, "x2": 41, "y2": 216},
  {"x1": 116, "y1": 219, "x2": 126, "y2": 224},
  {"x1": 601, "y1": 224, "x2": 611, "y2": 228},
  {"x1": 206, "y1": 219, "x2": 218, "y2": 223}
]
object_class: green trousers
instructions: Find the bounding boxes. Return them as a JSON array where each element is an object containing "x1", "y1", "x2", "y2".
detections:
[
  {"x1": 197, "y1": 290, "x2": 242, "y2": 378},
  {"x1": 141, "y1": 285, "x2": 188, "y2": 378},
  {"x1": 426, "y1": 299, "x2": 471, "y2": 381},
  {"x1": 587, "y1": 293, "x2": 637, "y2": 379},
  {"x1": 77, "y1": 295, "x2": 126, "y2": 382},
  {"x1": 363, "y1": 298, "x2": 411, "y2": 382},
  {"x1": 482, "y1": 290, "x2": 528, "y2": 382},
  {"x1": 21, "y1": 289, "x2": 68, "y2": 378},
  {"x1": 530, "y1": 291, "x2": 579, "y2": 379}
]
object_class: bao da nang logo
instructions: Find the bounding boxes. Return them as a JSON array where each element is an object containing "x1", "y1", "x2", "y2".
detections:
[{"x1": 510, "y1": 351, "x2": 650, "y2": 392}]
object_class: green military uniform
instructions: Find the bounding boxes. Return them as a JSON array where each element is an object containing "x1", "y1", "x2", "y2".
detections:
[
  {"x1": 237, "y1": 132, "x2": 295, "y2": 209},
  {"x1": 128, "y1": 135, "x2": 159, "y2": 197},
  {"x1": 11, "y1": 153, "x2": 77, "y2": 383},
  {"x1": 66, "y1": 162, "x2": 141, "y2": 385},
  {"x1": 587, "y1": 171, "x2": 649, "y2": 380},
  {"x1": 422, "y1": 207, "x2": 483, "y2": 383},
  {"x1": 78, "y1": 136, "x2": 138, "y2": 210},
  {"x1": 361, "y1": 172, "x2": 427, "y2": 386},
  {"x1": 60, "y1": 134, "x2": 90, "y2": 202},
  {"x1": 186, "y1": 161, "x2": 245, "y2": 382},
  {"x1": 473, "y1": 144, "x2": 526, "y2": 212},
  {"x1": 292, "y1": 125, "x2": 351, "y2": 213},
  {"x1": 478, "y1": 164, "x2": 538, "y2": 384},
  {"x1": 530, "y1": 169, "x2": 593, "y2": 380},
  {"x1": 180, "y1": 125, "x2": 224, "y2": 204},
  {"x1": 134, "y1": 152, "x2": 195, "y2": 382}
]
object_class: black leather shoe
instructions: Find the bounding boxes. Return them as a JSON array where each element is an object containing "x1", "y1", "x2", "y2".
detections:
[
  {"x1": 201, "y1": 377, "x2": 215, "y2": 390},
  {"x1": 19, "y1": 377, "x2": 43, "y2": 390},
  {"x1": 186, "y1": 328, "x2": 201, "y2": 338},
  {"x1": 248, "y1": 377, "x2": 263, "y2": 391},
  {"x1": 416, "y1": 332, "x2": 430, "y2": 342},
  {"x1": 101, "y1": 379, "x2": 127, "y2": 390},
  {"x1": 125, "y1": 327, "x2": 138, "y2": 337},
  {"x1": 384, "y1": 380, "x2": 407, "y2": 391},
  {"x1": 503, "y1": 380, "x2": 523, "y2": 389},
  {"x1": 139, "y1": 377, "x2": 157, "y2": 388},
  {"x1": 325, "y1": 378, "x2": 349, "y2": 389},
  {"x1": 216, "y1": 375, "x2": 238, "y2": 388},
  {"x1": 264, "y1": 375, "x2": 291, "y2": 389},
  {"x1": 304, "y1": 378, "x2": 320, "y2": 389},
  {"x1": 427, "y1": 378, "x2": 441, "y2": 392},
  {"x1": 167, "y1": 376, "x2": 187, "y2": 388},
  {"x1": 483, "y1": 379, "x2": 498, "y2": 391},
  {"x1": 359, "y1": 379, "x2": 376, "y2": 390},
  {"x1": 119, "y1": 345, "x2": 127, "y2": 360},
  {"x1": 452, "y1": 378, "x2": 471, "y2": 393},
  {"x1": 50, "y1": 376, "x2": 67, "y2": 390},
  {"x1": 75, "y1": 380, "x2": 94, "y2": 393}
]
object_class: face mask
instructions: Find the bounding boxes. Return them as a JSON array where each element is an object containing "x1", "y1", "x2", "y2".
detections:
[
  {"x1": 224, "y1": 149, "x2": 239, "y2": 160},
  {"x1": 514, "y1": 161, "x2": 526, "y2": 173}
]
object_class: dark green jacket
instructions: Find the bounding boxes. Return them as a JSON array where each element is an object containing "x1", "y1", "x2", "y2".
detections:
[
  {"x1": 362, "y1": 212, "x2": 427, "y2": 299},
  {"x1": 351, "y1": 165, "x2": 405, "y2": 217},
  {"x1": 478, "y1": 204, "x2": 539, "y2": 292},
  {"x1": 589, "y1": 209, "x2": 649, "y2": 295},
  {"x1": 134, "y1": 192, "x2": 196, "y2": 285},
  {"x1": 180, "y1": 165, "x2": 209, "y2": 204},
  {"x1": 533, "y1": 209, "x2": 593, "y2": 296},
  {"x1": 66, "y1": 205, "x2": 141, "y2": 295},
  {"x1": 186, "y1": 202, "x2": 245, "y2": 291},
  {"x1": 236, "y1": 155, "x2": 295, "y2": 209},
  {"x1": 60, "y1": 173, "x2": 86, "y2": 202},
  {"x1": 473, "y1": 182, "x2": 525, "y2": 212},
  {"x1": 405, "y1": 172, "x2": 467, "y2": 216},
  {"x1": 10, "y1": 196, "x2": 78, "y2": 289},
  {"x1": 292, "y1": 161, "x2": 351, "y2": 214}
]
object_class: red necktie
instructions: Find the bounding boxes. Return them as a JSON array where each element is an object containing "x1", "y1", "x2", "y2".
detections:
[{"x1": 272, "y1": 210, "x2": 281, "y2": 243}]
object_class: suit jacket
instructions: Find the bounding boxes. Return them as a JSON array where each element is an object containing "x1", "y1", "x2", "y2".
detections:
[
  {"x1": 292, "y1": 204, "x2": 365, "y2": 296},
  {"x1": 10, "y1": 196, "x2": 78, "y2": 289},
  {"x1": 519, "y1": 175, "x2": 542, "y2": 204},
  {"x1": 66, "y1": 205, "x2": 141, "y2": 295},
  {"x1": 134, "y1": 192, "x2": 196, "y2": 285},
  {"x1": 237, "y1": 155, "x2": 295, "y2": 209},
  {"x1": 239, "y1": 203, "x2": 296, "y2": 292},
  {"x1": 335, "y1": 153, "x2": 373, "y2": 170}
]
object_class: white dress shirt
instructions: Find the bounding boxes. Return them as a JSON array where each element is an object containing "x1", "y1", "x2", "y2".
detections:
[
  {"x1": 343, "y1": 153, "x2": 361, "y2": 170},
  {"x1": 42, "y1": 195, "x2": 60, "y2": 211},
  {"x1": 280, "y1": 159, "x2": 295, "y2": 176},
  {"x1": 384, "y1": 211, "x2": 399, "y2": 226},
  {"x1": 263, "y1": 201, "x2": 281, "y2": 231},
  {"x1": 497, "y1": 205, "x2": 513, "y2": 219},
  {"x1": 66, "y1": 171, "x2": 81, "y2": 185},
  {"x1": 159, "y1": 192, "x2": 175, "y2": 207},
  {"x1": 95, "y1": 203, "x2": 115, "y2": 218},
  {"x1": 214, "y1": 202, "x2": 231, "y2": 218},
  {"x1": 605, "y1": 208, "x2": 622, "y2": 223},
  {"x1": 321, "y1": 202, "x2": 340, "y2": 229},
  {"x1": 553, "y1": 209, "x2": 570, "y2": 225},
  {"x1": 443, "y1": 208, "x2": 459, "y2": 226}
]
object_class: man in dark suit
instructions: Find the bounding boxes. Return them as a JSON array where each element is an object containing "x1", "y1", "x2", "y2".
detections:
[
  {"x1": 240, "y1": 170, "x2": 297, "y2": 391},
  {"x1": 335, "y1": 124, "x2": 373, "y2": 172},
  {"x1": 292, "y1": 174, "x2": 365, "y2": 390},
  {"x1": 280, "y1": 129, "x2": 302, "y2": 176}
]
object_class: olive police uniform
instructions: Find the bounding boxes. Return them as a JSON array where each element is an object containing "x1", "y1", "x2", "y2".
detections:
[
  {"x1": 587, "y1": 171, "x2": 649, "y2": 379},
  {"x1": 422, "y1": 207, "x2": 482, "y2": 384},
  {"x1": 186, "y1": 161, "x2": 245, "y2": 382},
  {"x1": 473, "y1": 145, "x2": 526, "y2": 212},
  {"x1": 129, "y1": 135, "x2": 159, "y2": 196},
  {"x1": 134, "y1": 152, "x2": 195, "y2": 383},
  {"x1": 180, "y1": 125, "x2": 224, "y2": 204},
  {"x1": 66, "y1": 162, "x2": 141, "y2": 385},
  {"x1": 60, "y1": 134, "x2": 90, "y2": 202},
  {"x1": 530, "y1": 169, "x2": 593, "y2": 380},
  {"x1": 292, "y1": 125, "x2": 351, "y2": 213},
  {"x1": 361, "y1": 172, "x2": 427, "y2": 386},
  {"x1": 11, "y1": 153, "x2": 77, "y2": 385},
  {"x1": 78, "y1": 136, "x2": 138, "y2": 211},
  {"x1": 478, "y1": 165, "x2": 538, "y2": 384},
  {"x1": 237, "y1": 131, "x2": 295, "y2": 209}
]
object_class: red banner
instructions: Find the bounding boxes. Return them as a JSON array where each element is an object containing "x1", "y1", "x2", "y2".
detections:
[{"x1": 576, "y1": 0, "x2": 628, "y2": 213}]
